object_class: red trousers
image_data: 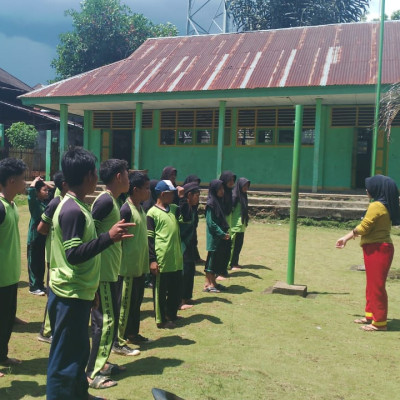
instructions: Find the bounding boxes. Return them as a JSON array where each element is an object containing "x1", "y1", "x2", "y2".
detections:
[{"x1": 362, "y1": 242, "x2": 394, "y2": 327}]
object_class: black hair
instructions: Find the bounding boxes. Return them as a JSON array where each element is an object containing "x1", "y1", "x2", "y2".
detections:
[
  {"x1": 61, "y1": 147, "x2": 97, "y2": 187},
  {"x1": 35, "y1": 179, "x2": 46, "y2": 191},
  {"x1": 128, "y1": 171, "x2": 149, "y2": 195},
  {"x1": 53, "y1": 171, "x2": 65, "y2": 192},
  {"x1": 99, "y1": 159, "x2": 128, "y2": 184},
  {"x1": 0, "y1": 158, "x2": 27, "y2": 186}
]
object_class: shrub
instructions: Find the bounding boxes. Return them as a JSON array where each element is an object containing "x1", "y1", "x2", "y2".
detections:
[{"x1": 6, "y1": 122, "x2": 38, "y2": 149}]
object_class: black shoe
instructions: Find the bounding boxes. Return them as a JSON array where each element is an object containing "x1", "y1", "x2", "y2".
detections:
[{"x1": 128, "y1": 334, "x2": 152, "y2": 345}]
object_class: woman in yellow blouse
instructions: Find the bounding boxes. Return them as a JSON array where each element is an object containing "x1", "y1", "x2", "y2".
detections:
[{"x1": 336, "y1": 175, "x2": 400, "y2": 331}]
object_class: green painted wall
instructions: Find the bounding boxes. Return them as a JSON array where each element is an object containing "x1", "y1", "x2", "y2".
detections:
[{"x1": 387, "y1": 127, "x2": 400, "y2": 183}]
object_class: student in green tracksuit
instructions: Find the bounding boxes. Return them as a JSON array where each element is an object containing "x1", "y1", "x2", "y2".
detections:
[
  {"x1": 47, "y1": 148, "x2": 134, "y2": 400},
  {"x1": 116, "y1": 171, "x2": 151, "y2": 346},
  {"x1": 218, "y1": 171, "x2": 236, "y2": 279},
  {"x1": 37, "y1": 171, "x2": 69, "y2": 344},
  {"x1": 27, "y1": 176, "x2": 49, "y2": 295},
  {"x1": 230, "y1": 178, "x2": 251, "y2": 270},
  {"x1": 204, "y1": 179, "x2": 231, "y2": 293},
  {"x1": 0, "y1": 158, "x2": 26, "y2": 377},
  {"x1": 147, "y1": 180, "x2": 190, "y2": 329},
  {"x1": 86, "y1": 159, "x2": 139, "y2": 390}
]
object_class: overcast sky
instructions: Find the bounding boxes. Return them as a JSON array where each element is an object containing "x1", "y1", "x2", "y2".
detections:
[{"x1": 0, "y1": 0, "x2": 398, "y2": 87}]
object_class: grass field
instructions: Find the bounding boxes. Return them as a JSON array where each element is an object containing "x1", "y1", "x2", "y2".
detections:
[{"x1": 2, "y1": 205, "x2": 400, "y2": 399}]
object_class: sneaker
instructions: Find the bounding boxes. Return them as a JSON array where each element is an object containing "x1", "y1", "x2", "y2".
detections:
[
  {"x1": 111, "y1": 345, "x2": 140, "y2": 356},
  {"x1": 30, "y1": 289, "x2": 45, "y2": 296},
  {"x1": 37, "y1": 334, "x2": 52, "y2": 344},
  {"x1": 128, "y1": 334, "x2": 152, "y2": 345}
]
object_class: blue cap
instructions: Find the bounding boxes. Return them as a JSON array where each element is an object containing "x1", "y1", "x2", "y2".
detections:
[{"x1": 155, "y1": 179, "x2": 177, "y2": 193}]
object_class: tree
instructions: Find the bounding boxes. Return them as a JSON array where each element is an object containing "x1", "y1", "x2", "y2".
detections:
[
  {"x1": 227, "y1": 0, "x2": 370, "y2": 31},
  {"x1": 6, "y1": 122, "x2": 38, "y2": 150},
  {"x1": 391, "y1": 10, "x2": 400, "y2": 20},
  {"x1": 51, "y1": 0, "x2": 178, "y2": 81}
]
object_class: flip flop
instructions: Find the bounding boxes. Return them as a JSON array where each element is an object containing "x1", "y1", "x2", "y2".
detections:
[
  {"x1": 202, "y1": 286, "x2": 220, "y2": 293},
  {"x1": 354, "y1": 318, "x2": 370, "y2": 324},
  {"x1": 88, "y1": 375, "x2": 118, "y2": 389},
  {"x1": 360, "y1": 324, "x2": 387, "y2": 332},
  {"x1": 99, "y1": 363, "x2": 126, "y2": 376}
]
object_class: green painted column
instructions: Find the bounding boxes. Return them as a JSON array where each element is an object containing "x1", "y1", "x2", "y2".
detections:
[
  {"x1": 134, "y1": 102, "x2": 143, "y2": 170},
  {"x1": 287, "y1": 105, "x2": 303, "y2": 285},
  {"x1": 45, "y1": 130, "x2": 51, "y2": 180},
  {"x1": 216, "y1": 100, "x2": 226, "y2": 178},
  {"x1": 312, "y1": 98, "x2": 323, "y2": 192},
  {"x1": 59, "y1": 104, "x2": 68, "y2": 168},
  {"x1": 83, "y1": 110, "x2": 92, "y2": 149},
  {"x1": 0, "y1": 124, "x2": 4, "y2": 151},
  {"x1": 371, "y1": 0, "x2": 386, "y2": 176}
]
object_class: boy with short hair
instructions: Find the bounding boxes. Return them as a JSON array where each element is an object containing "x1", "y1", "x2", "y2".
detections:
[
  {"x1": 116, "y1": 171, "x2": 151, "y2": 347},
  {"x1": 87, "y1": 159, "x2": 138, "y2": 390},
  {"x1": 147, "y1": 180, "x2": 189, "y2": 329},
  {"x1": 47, "y1": 148, "x2": 133, "y2": 399},
  {"x1": 0, "y1": 158, "x2": 26, "y2": 377},
  {"x1": 37, "y1": 171, "x2": 68, "y2": 344}
]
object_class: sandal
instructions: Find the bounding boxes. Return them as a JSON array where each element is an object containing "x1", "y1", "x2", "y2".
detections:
[
  {"x1": 99, "y1": 363, "x2": 126, "y2": 376},
  {"x1": 203, "y1": 286, "x2": 220, "y2": 293},
  {"x1": 360, "y1": 324, "x2": 387, "y2": 332},
  {"x1": 88, "y1": 375, "x2": 118, "y2": 389},
  {"x1": 354, "y1": 318, "x2": 370, "y2": 324}
]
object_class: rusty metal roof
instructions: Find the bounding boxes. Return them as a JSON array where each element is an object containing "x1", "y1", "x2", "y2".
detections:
[{"x1": 21, "y1": 21, "x2": 400, "y2": 100}]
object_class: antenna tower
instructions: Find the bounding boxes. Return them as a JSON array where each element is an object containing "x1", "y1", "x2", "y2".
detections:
[{"x1": 186, "y1": 0, "x2": 234, "y2": 35}]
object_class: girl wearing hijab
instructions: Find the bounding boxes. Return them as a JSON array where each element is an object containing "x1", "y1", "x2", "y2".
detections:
[
  {"x1": 218, "y1": 171, "x2": 236, "y2": 279},
  {"x1": 336, "y1": 175, "x2": 400, "y2": 331},
  {"x1": 230, "y1": 178, "x2": 251, "y2": 270},
  {"x1": 204, "y1": 180, "x2": 231, "y2": 293},
  {"x1": 183, "y1": 175, "x2": 205, "y2": 264}
]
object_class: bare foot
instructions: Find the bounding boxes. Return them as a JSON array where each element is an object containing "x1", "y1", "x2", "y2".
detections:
[
  {"x1": 179, "y1": 304, "x2": 193, "y2": 310},
  {"x1": 14, "y1": 317, "x2": 28, "y2": 325},
  {"x1": 231, "y1": 266, "x2": 241, "y2": 271},
  {"x1": 0, "y1": 372, "x2": 4, "y2": 377},
  {"x1": 216, "y1": 275, "x2": 228, "y2": 281}
]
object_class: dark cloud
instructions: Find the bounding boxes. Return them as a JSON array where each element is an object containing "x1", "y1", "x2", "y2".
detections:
[{"x1": 0, "y1": 0, "x2": 223, "y2": 85}]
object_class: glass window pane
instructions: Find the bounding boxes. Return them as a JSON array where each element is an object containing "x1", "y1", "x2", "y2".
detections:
[
  {"x1": 278, "y1": 129, "x2": 294, "y2": 144},
  {"x1": 177, "y1": 130, "x2": 193, "y2": 144},
  {"x1": 197, "y1": 129, "x2": 212, "y2": 144},
  {"x1": 160, "y1": 129, "x2": 175, "y2": 145},
  {"x1": 301, "y1": 129, "x2": 315, "y2": 145},
  {"x1": 257, "y1": 129, "x2": 274, "y2": 144},
  {"x1": 237, "y1": 128, "x2": 255, "y2": 146}
]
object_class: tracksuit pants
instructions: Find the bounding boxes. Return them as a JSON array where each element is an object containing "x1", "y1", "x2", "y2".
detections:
[{"x1": 0, "y1": 283, "x2": 17, "y2": 363}]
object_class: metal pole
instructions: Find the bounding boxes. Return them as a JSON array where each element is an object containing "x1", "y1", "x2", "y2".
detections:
[
  {"x1": 287, "y1": 105, "x2": 303, "y2": 285},
  {"x1": 371, "y1": 0, "x2": 385, "y2": 176},
  {"x1": 45, "y1": 130, "x2": 51, "y2": 180},
  {"x1": 216, "y1": 100, "x2": 226, "y2": 178},
  {"x1": 59, "y1": 104, "x2": 68, "y2": 168},
  {"x1": 134, "y1": 102, "x2": 143, "y2": 170}
]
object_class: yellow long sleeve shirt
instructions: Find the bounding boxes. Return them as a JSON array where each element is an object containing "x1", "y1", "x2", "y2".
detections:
[{"x1": 356, "y1": 201, "x2": 392, "y2": 246}]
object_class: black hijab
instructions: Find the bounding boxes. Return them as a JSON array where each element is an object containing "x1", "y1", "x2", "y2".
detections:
[
  {"x1": 206, "y1": 179, "x2": 229, "y2": 231},
  {"x1": 365, "y1": 175, "x2": 400, "y2": 225},
  {"x1": 142, "y1": 179, "x2": 159, "y2": 212},
  {"x1": 233, "y1": 177, "x2": 251, "y2": 226},
  {"x1": 219, "y1": 170, "x2": 236, "y2": 216},
  {"x1": 160, "y1": 166, "x2": 177, "y2": 185},
  {"x1": 183, "y1": 175, "x2": 201, "y2": 185}
]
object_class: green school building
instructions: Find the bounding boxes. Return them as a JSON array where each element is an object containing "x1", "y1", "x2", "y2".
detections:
[{"x1": 21, "y1": 21, "x2": 400, "y2": 191}]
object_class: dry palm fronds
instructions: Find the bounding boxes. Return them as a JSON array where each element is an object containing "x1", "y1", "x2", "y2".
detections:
[{"x1": 379, "y1": 82, "x2": 400, "y2": 140}]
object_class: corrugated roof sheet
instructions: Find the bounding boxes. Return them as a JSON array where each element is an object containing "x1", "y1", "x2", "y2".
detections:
[{"x1": 22, "y1": 21, "x2": 400, "y2": 99}]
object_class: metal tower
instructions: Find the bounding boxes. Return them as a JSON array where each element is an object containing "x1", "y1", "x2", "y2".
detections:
[{"x1": 186, "y1": 0, "x2": 234, "y2": 35}]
